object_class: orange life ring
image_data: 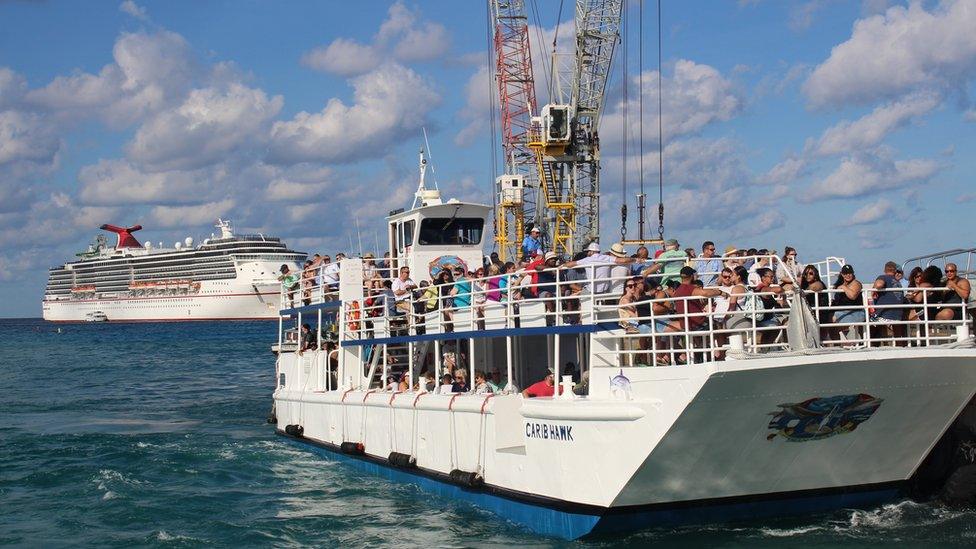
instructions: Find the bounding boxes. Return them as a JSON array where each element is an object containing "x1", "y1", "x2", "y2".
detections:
[{"x1": 347, "y1": 301, "x2": 361, "y2": 332}]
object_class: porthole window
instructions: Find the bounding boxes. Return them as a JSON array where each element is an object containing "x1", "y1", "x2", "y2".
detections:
[{"x1": 278, "y1": 373, "x2": 286, "y2": 388}]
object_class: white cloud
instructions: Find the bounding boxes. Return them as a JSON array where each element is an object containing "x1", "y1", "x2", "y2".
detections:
[
  {"x1": 845, "y1": 198, "x2": 893, "y2": 225},
  {"x1": 78, "y1": 159, "x2": 212, "y2": 206},
  {"x1": 454, "y1": 65, "x2": 491, "y2": 147},
  {"x1": 0, "y1": 111, "x2": 61, "y2": 174},
  {"x1": 789, "y1": 1, "x2": 828, "y2": 32},
  {"x1": 119, "y1": 1, "x2": 148, "y2": 21},
  {"x1": 804, "y1": 151, "x2": 943, "y2": 202},
  {"x1": 264, "y1": 165, "x2": 334, "y2": 202},
  {"x1": 758, "y1": 155, "x2": 808, "y2": 185},
  {"x1": 125, "y1": 83, "x2": 283, "y2": 171},
  {"x1": 149, "y1": 199, "x2": 236, "y2": 228},
  {"x1": 957, "y1": 192, "x2": 976, "y2": 203},
  {"x1": 376, "y1": 1, "x2": 450, "y2": 63},
  {"x1": 812, "y1": 91, "x2": 941, "y2": 156},
  {"x1": 268, "y1": 63, "x2": 439, "y2": 165},
  {"x1": 27, "y1": 31, "x2": 197, "y2": 126},
  {"x1": 602, "y1": 60, "x2": 741, "y2": 149},
  {"x1": 964, "y1": 109, "x2": 976, "y2": 122},
  {"x1": 300, "y1": 39, "x2": 382, "y2": 77},
  {"x1": 0, "y1": 67, "x2": 27, "y2": 110},
  {"x1": 804, "y1": 1, "x2": 976, "y2": 107},
  {"x1": 301, "y1": 1, "x2": 449, "y2": 76}
]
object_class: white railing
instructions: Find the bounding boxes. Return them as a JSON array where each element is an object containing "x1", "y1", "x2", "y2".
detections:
[
  {"x1": 335, "y1": 261, "x2": 969, "y2": 357},
  {"x1": 903, "y1": 248, "x2": 976, "y2": 282}
]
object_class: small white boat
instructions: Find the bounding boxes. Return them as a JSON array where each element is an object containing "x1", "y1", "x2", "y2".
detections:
[{"x1": 85, "y1": 311, "x2": 108, "y2": 322}]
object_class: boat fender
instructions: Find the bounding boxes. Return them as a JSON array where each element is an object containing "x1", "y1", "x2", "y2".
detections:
[
  {"x1": 449, "y1": 469, "x2": 484, "y2": 488},
  {"x1": 340, "y1": 441, "x2": 365, "y2": 455},
  {"x1": 284, "y1": 424, "x2": 304, "y2": 438},
  {"x1": 388, "y1": 452, "x2": 417, "y2": 469}
]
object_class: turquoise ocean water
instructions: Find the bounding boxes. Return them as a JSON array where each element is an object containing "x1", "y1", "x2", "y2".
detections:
[{"x1": 1, "y1": 317, "x2": 975, "y2": 547}]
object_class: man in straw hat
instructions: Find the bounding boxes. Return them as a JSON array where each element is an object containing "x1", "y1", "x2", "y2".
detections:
[{"x1": 562, "y1": 242, "x2": 635, "y2": 294}]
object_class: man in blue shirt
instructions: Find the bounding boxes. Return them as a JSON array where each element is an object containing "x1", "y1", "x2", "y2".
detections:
[
  {"x1": 521, "y1": 227, "x2": 543, "y2": 259},
  {"x1": 694, "y1": 241, "x2": 723, "y2": 287}
]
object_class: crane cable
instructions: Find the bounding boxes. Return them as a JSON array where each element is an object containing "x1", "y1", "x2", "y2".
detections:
[
  {"x1": 486, "y1": 0, "x2": 500, "y2": 251},
  {"x1": 656, "y1": 0, "x2": 665, "y2": 240},
  {"x1": 619, "y1": 0, "x2": 628, "y2": 241},
  {"x1": 638, "y1": 0, "x2": 645, "y2": 240}
]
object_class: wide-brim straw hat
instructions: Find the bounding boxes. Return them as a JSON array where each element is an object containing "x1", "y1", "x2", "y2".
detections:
[{"x1": 609, "y1": 242, "x2": 627, "y2": 257}]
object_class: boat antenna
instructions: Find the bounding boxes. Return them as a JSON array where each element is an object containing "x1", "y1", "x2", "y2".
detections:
[
  {"x1": 656, "y1": 0, "x2": 665, "y2": 240},
  {"x1": 422, "y1": 127, "x2": 440, "y2": 190},
  {"x1": 356, "y1": 217, "x2": 363, "y2": 257}
]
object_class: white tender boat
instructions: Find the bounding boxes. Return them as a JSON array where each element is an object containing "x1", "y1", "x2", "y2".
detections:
[
  {"x1": 85, "y1": 311, "x2": 108, "y2": 322},
  {"x1": 270, "y1": 186, "x2": 976, "y2": 539}
]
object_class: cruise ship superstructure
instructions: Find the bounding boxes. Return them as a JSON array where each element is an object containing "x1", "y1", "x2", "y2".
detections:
[{"x1": 43, "y1": 220, "x2": 305, "y2": 322}]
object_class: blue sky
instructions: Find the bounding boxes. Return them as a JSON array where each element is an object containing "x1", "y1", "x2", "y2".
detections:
[{"x1": 1, "y1": 0, "x2": 974, "y2": 317}]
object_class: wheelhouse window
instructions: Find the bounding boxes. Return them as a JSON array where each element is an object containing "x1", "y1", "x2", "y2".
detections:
[{"x1": 417, "y1": 218, "x2": 484, "y2": 246}]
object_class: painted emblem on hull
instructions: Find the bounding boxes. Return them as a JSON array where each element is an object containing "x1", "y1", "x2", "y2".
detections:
[
  {"x1": 428, "y1": 255, "x2": 469, "y2": 279},
  {"x1": 766, "y1": 393, "x2": 883, "y2": 442}
]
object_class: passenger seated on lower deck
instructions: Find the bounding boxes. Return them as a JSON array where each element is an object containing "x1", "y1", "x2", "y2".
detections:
[
  {"x1": 474, "y1": 370, "x2": 494, "y2": 394},
  {"x1": 297, "y1": 323, "x2": 315, "y2": 354},
  {"x1": 451, "y1": 369, "x2": 469, "y2": 393},
  {"x1": 439, "y1": 373, "x2": 454, "y2": 394},
  {"x1": 522, "y1": 368, "x2": 558, "y2": 398}
]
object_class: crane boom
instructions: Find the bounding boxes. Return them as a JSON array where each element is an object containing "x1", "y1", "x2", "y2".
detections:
[
  {"x1": 490, "y1": 0, "x2": 539, "y2": 261},
  {"x1": 571, "y1": 0, "x2": 622, "y2": 249}
]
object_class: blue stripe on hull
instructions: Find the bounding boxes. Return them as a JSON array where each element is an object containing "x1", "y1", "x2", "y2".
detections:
[
  {"x1": 280, "y1": 435, "x2": 902, "y2": 540},
  {"x1": 592, "y1": 489, "x2": 900, "y2": 536}
]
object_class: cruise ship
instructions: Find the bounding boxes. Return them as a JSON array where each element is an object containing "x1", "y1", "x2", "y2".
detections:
[{"x1": 42, "y1": 220, "x2": 306, "y2": 322}]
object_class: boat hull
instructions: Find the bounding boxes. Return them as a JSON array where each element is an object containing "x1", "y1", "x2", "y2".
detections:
[
  {"x1": 278, "y1": 430, "x2": 902, "y2": 539},
  {"x1": 273, "y1": 347, "x2": 976, "y2": 539},
  {"x1": 42, "y1": 281, "x2": 281, "y2": 322}
]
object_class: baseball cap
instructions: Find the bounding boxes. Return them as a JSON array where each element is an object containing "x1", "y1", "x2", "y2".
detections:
[
  {"x1": 665, "y1": 238, "x2": 679, "y2": 247},
  {"x1": 530, "y1": 227, "x2": 541, "y2": 233},
  {"x1": 586, "y1": 242, "x2": 600, "y2": 253},
  {"x1": 840, "y1": 264, "x2": 854, "y2": 274}
]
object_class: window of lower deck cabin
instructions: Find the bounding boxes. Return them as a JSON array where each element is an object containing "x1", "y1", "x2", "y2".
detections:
[{"x1": 417, "y1": 218, "x2": 484, "y2": 246}]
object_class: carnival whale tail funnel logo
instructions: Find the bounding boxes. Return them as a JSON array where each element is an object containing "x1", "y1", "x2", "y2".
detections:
[{"x1": 766, "y1": 393, "x2": 883, "y2": 442}]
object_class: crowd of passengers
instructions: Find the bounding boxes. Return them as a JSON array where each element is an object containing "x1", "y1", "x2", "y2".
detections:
[{"x1": 281, "y1": 237, "x2": 972, "y2": 357}]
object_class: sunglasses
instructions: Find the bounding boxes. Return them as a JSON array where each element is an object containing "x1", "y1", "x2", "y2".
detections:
[
  {"x1": 625, "y1": 283, "x2": 638, "y2": 288},
  {"x1": 946, "y1": 269, "x2": 957, "y2": 273}
]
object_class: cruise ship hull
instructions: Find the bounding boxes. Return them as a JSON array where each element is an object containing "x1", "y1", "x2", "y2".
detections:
[
  {"x1": 42, "y1": 281, "x2": 282, "y2": 322},
  {"x1": 273, "y1": 348, "x2": 976, "y2": 539}
]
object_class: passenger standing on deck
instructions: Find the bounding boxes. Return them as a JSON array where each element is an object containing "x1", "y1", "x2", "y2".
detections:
[
  {"x1": 392, "y1": 266, "x2": 416, "y2": 314},
  {"x1": 694, "y1": 241, "x2": 722, "y2": 287},
  {"x1": 937, "y1": 263, "x2": 971, "y2": 321},
  {"x1": 323, "y1": 254, "x2": 342, "y2": 290},
  {"x1": 278, "y1": 264, "x2": 300, "y2": 308},
  {"x1": 673, "y1": 266, "x2": 726, "y2": 332},
  {"x1": 522, "y1": 227, "x2": 543, "y2": 259},
  {"x1": 643, "y1": 239, "x2": 688, "y2": 286},
  {"x1": 452, "y1": 267, "x2": 471, "y2": 310},
  {"x1": 831, "y1": 264, "x2": 865, "y2": 339},
  {"x1": 562, "y1": 242, "x2": 635, "y2": 294}
]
